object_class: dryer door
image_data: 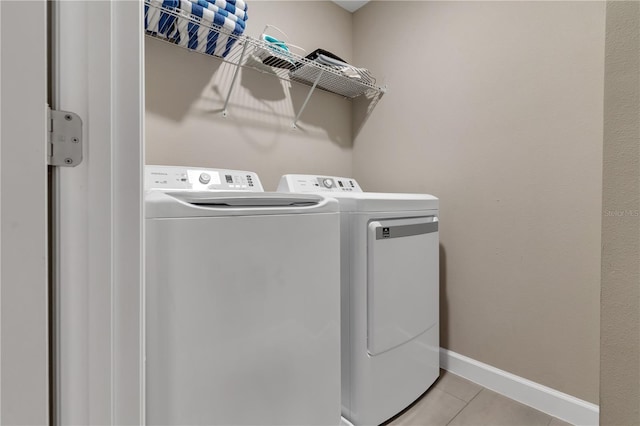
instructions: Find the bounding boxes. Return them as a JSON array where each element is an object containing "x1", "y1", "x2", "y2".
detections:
[{"x1": 367, "y1": 216, "x2": 439, "y2": 356}]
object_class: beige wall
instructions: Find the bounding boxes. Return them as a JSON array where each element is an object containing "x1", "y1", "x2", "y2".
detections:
[
  {"x1": 352, "y1": 1, "x2": 604, "y2": 403},
  {"x1": 600, "y1": 1, "x2": 640, "y2": 424},
  {"x1": 145, "y1": 1, "x2": 355, "y2": 190},
  {"x1": 146, "y1": 0, "x2": 610, "y2": 405}
]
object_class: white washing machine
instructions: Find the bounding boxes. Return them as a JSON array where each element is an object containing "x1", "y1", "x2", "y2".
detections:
[
  {"x1": 279, "y1": 175, "x2": 440, "y2": 426},
  {"x1": 145, "y1": 165, "x2": 342, "y2": 425}
]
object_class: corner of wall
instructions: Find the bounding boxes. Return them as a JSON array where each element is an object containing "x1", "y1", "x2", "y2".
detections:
[{"x1": 600, "y1": 1, "x2": 640, "y2": 424}]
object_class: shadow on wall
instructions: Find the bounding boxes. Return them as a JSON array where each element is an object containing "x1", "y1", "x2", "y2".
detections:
[
  {"x1": 198, "y1": 64, "x2": 290, "y2": 126},
  {"x1": 289, "y1": 84, "x2": 352, "y2": 148},
  {"x1": 440, "y1": 243, "x2": 449, "y2": 348},
  {"x1": 240, "y1": 55, "x2": 288, "y2": 102},
  {"x1": 145, "y1": 36, "x2": 356, "y2": 149},
  {"x1": 145, "y1": 37, "x2": 222, "y2": 122},
  {"x1": 203, "y1": 65, "x2": 354, "y2": 148},
  {"x1": 352, "y1": 90, "x2": 384, "y2": 141}
]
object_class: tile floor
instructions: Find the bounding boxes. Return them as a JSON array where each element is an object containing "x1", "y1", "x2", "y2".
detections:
[{"x1": 386, "y1": 370, "x2": 573, "y2": 426}]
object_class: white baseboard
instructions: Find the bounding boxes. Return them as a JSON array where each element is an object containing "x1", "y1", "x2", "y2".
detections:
[{"x1": 440, "y1": 348, "x2": 599, "y2": 426}]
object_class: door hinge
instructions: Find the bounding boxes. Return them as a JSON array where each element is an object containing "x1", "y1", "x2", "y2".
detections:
[{"x1": 48, "y1": 106, "x2": 83, "y2": 167}]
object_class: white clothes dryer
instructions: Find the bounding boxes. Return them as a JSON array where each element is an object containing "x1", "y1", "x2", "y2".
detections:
[
  {"x1": 145, "y1": 166, "x2": 341, "y2": 425},
  {"x1": 279, "y1": 174, "x2": 440, "y2": 426}
]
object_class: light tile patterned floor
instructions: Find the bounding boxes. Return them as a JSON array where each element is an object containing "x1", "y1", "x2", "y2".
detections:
[{"x1": 387, "y1": 370, "x2": 574, "y2": 426}]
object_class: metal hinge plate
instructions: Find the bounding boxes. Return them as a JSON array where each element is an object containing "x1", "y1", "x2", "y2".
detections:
[{"x1": 48, "y1": 107, "x2": 83, "y2": 167}]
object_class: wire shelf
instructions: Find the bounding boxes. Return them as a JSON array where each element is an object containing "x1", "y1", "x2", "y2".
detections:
[
  {"x1": 144, "y1": 0, "x2": 385, "y2": 95},
  {"x1": 144, "y1": 0, "x2": 385, "y2": 124}
]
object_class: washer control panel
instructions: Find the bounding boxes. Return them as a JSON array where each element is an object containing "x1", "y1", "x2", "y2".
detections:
[
  {"x1": 145, "y1": 165, "x2": 264, "y2": 192},
  {"x1": 278, "y1": 174, "x2": 363, "y2": 193}
]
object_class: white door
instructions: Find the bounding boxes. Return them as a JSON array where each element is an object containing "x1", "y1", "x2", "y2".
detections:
[
  {"x1": 367, "y1": 216, "x2": 439, "y2": 356},
  {"x1": 0, "y1": 1, "x2": 49, "y2": 424},
  {"x1": 52, "y1": 1, "x2": 145, "y2": 425},
  {"x1": 4, "y1": 2, "x2": 151, "y2": 423}
]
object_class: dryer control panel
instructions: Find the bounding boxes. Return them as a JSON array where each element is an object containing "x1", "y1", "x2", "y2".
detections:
[
  {"x1": 145, "y1": 165, "x2": 264, "y2": 192},
  {"x1": 278, "y1": 174, "x2": 363, "y2": 193}
]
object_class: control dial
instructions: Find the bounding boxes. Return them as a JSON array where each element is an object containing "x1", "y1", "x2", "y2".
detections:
[
  {"x1": 199, "y1": 173, "x2": 211, "y2": 184},
  {"x1": 323, "y1": 178, "x2": 333, "y2": 188}
]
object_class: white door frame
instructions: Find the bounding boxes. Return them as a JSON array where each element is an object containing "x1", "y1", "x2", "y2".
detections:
[
  {"x1": 0, "y1": 1, "x2": 49, "y2": 424},
  {"x1": 54, "y1": 1, "x2": 145, "y2": 424}
]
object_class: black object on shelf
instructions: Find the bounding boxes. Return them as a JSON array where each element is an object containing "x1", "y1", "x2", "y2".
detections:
[
  {"x1": 261, "y1": 55, "x2": 295, "y2": 69},
  {"x1": 293, "y1": 48, "x2": 348, "y2": 70}
]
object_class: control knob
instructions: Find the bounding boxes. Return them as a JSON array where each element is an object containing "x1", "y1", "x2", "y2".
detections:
[
  {"x1": 323, "y1": 178, "x2": 333, "y2": 188},
  {"x1": 199, "y1": 173, "x2": 211, "y2": 184}
]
